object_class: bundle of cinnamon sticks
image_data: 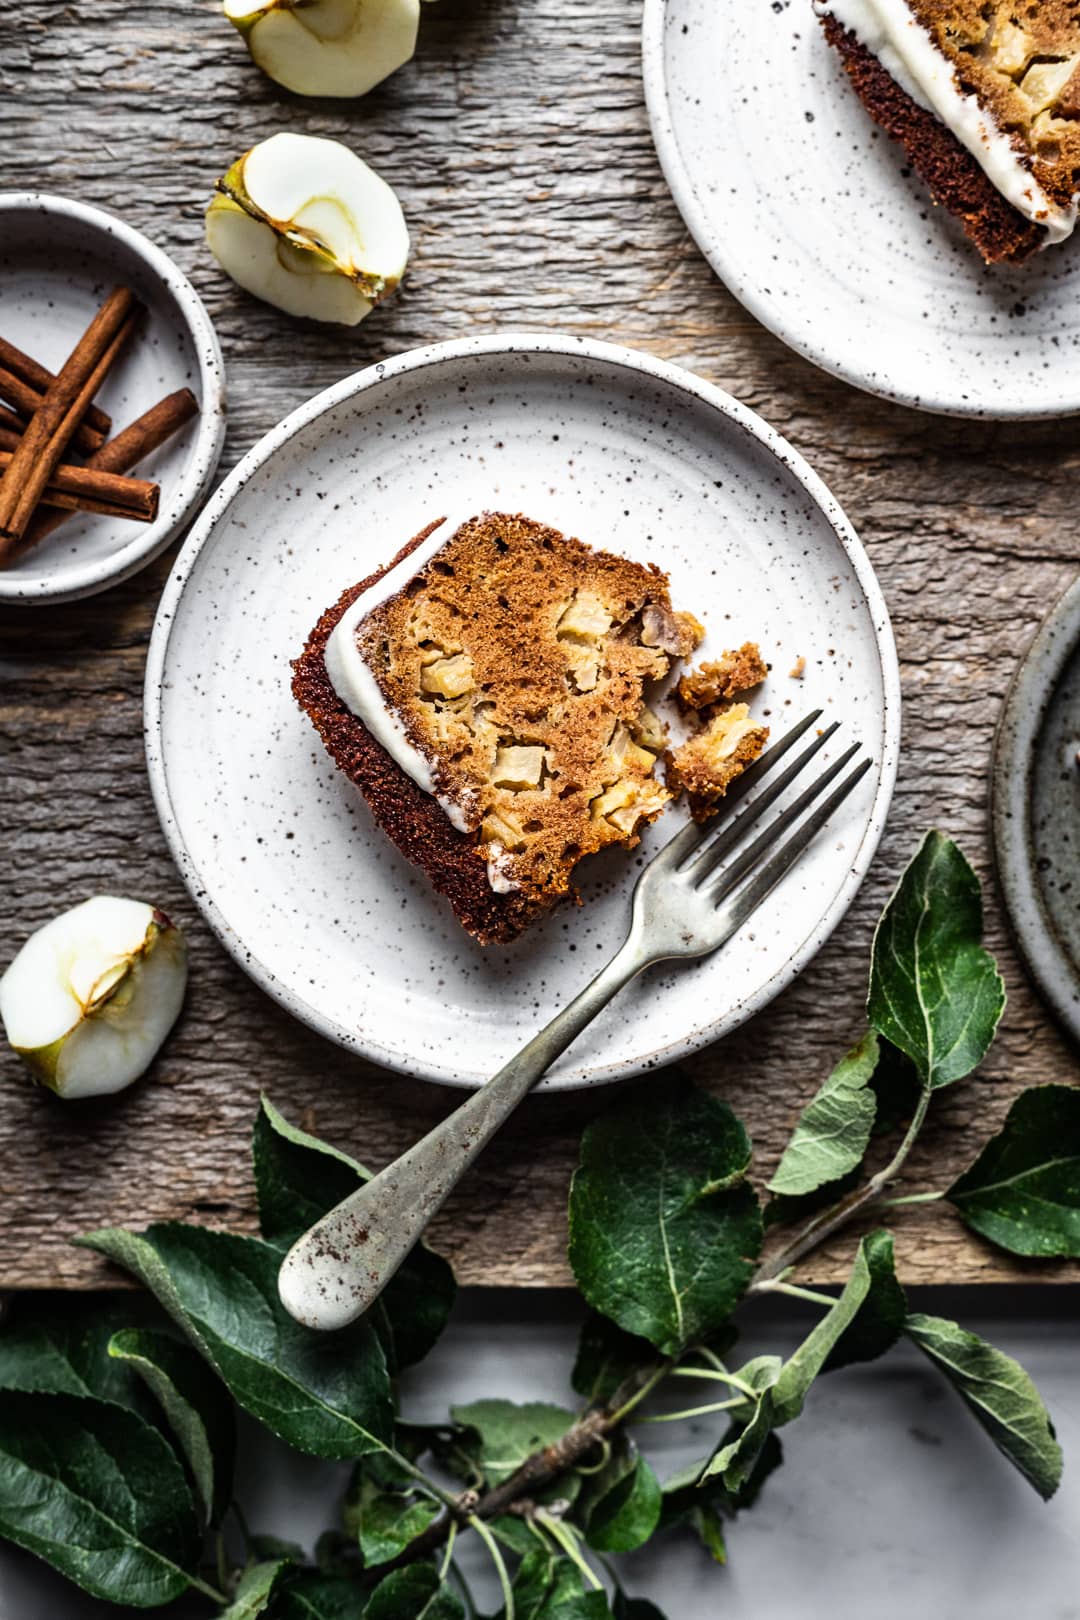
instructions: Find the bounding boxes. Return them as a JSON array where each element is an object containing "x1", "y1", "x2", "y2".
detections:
[{"x1": 0, "y1": 285, "x2": 200, "y2": 569}]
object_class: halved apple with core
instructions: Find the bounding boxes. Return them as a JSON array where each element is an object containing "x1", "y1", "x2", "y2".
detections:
[
  {"x1": 0, "y1": 896, "x2": 188, "y2": 1099},
  {"x1": 206, "y1": 132, "x2": 410, "y2": 325},
  {"x1": 224, "y1": 0, "x2": 420, "y2": 98}
]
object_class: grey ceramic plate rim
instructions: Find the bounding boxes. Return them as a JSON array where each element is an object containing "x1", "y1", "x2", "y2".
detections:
[
  {"x1": 0, "y1": 191, "x2": 227, "y2": 605},
  {"x1": 991, "y1": 574, "x2": 1080, "y2": 1045},
  {"x1": 640, "y1": 0, "x2": 1080, "y2": 422},
  {"x1": 144, "y1": 331, "x2": 901, "y2": 1090}
]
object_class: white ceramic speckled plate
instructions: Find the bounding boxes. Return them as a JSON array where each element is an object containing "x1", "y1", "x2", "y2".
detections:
[
  {"x1": 0, "y1": 193, "x2": 226, "y2": 603},
  {"x1": 146, "y1": 334, "x2": 900, "y2": 1090},
  {"x1": 992, "y1": 576, "x2": 1080, "y2": 1044},
  {"x1": 643, "y1": 0, "x2": 1080, "y2": 419}
]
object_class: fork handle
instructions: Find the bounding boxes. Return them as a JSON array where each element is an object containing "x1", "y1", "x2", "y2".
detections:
[{"x1": 278, "y1": 931, "x2": 652, "y2": 1330}]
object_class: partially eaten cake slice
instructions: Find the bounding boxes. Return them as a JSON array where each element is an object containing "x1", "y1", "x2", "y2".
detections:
[
  {"x1": 293, "y1": 511, "x2": 708, "y2": 944},
  {"x1": 816, "y1": 0, "x2": 1080, "y2": 262}
]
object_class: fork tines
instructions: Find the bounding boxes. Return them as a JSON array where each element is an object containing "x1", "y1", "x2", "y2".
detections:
[{"x1": 669, "y1": 711, "x2": 873, "y2": 919}]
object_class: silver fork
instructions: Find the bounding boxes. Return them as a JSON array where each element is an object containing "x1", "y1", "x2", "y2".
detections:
[{"x1": 278, "y1": 712, "x2": 871, "y2": 1331}]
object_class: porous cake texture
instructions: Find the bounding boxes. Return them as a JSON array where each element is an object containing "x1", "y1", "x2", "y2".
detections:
[{"x1": 293, "y1": 512, "x2": 703, "y2": 944}]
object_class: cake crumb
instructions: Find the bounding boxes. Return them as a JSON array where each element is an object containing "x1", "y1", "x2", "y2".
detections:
[
  {"x1": 789, "y1": 654, "x2": 806, "y2": 679},
  {"x1": 666, "y1": 704, "x2": 769, "y2": 822},
  {"x1": 677, "y1": 642, "x2": 767, "y2": 713}
]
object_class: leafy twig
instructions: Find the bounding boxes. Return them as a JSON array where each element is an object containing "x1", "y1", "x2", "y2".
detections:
[
  {"x1": 752, "y1": 1083, "x2": 932, "y2": 1286},
  {"x1": 386, "y1": 1360, "x2": 667, "y2": 1568}
]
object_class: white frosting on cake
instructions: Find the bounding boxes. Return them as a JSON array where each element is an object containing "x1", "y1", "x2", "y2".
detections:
[
  {"x1": 323, "y1": 512, "x2": 518, "y2": 888},
  {"x1": 818, "y1": 0, "x2": 1077, "y2": 242},
  {"x1": 485, "y1": 846, "x2": 518, "y2": 894}
]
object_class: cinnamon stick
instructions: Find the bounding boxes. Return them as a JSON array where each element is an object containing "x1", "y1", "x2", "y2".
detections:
[
  {"x1": 14, "y1": 387, "x2": 199, "y2": 559},
  {"x1": 0, "y1": 403, "x2": 25, "y2": 438},
  {"x1": 0, "y1": 449, "x2": 159, "y2": 522},
  {"x1": 0, "y1": 365, "x2": 107, "y2": 456},
  {"x1": 0, "y1": 287, "x2": 138, "y2": 554},
  {"x1": 0, "y1": 335, "x2": 112, "y2": 438}
]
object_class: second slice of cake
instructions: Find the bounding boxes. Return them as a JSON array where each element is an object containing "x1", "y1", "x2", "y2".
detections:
[
  {"x1": 816, "y1": 0, "x2": 1080, "y2": 262},
  {"x1": 294, "y1": 511, "x2": 709, "y2": 943}
]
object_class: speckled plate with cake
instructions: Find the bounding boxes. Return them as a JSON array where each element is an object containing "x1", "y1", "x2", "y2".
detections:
[
  {"x1": 644, "y1": 0, "x2": 1080, "y2": 417},
  {"x1": 146, "y1": 334, "x2": 898, "y2": 1089}
]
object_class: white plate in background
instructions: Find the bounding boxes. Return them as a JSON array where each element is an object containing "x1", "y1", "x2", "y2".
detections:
[
  {"x1": 643, "y1": 0, "x2": 1080, "y2": 419},
  {"x1": 145, "y1": 333, "x2": 899, "y2": 1089}
]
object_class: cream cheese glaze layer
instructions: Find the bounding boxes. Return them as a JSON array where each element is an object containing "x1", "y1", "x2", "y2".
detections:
[
  {"x1": 323, "y1": 513, "x2": 477, "y2": 837},
  {"x1": 817, "y1": 0, "x2": 1078, "y2": 242}
]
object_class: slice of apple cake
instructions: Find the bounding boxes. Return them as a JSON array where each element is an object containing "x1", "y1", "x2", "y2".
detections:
[
  {"x1": 293, "y1": 511, "x2": 707, "y2": 944},
  {"x1": 816, "y1": 0, "x2": 1080, "y2": 262}
]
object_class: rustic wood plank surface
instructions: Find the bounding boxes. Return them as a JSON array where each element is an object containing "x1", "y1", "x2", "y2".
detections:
[{"x1": 2, "y1": 0, "x2": 1079, "y2": 1290}]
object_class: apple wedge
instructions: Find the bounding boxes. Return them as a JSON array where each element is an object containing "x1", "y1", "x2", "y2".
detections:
[
  {"x1": 0, "y1": 897, "x2": 188, "y2": 1099},
  {"x1": 224, "y1": 0, "x2": 420, "y2": 98},
  {"x1": 206, "y1": 132, "x2": 409, "y2": 325}
]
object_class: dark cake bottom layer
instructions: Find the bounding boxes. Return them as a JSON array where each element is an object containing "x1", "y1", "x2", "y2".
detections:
[
  {"x1": 292, "y1": 522, "x2": 558, "y2": 946},
  {"x1": 823, "y1": 14, "x2": 1045, "y2": 265}
]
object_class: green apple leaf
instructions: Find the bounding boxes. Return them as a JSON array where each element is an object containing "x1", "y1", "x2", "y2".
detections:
[
  {"x1": 272, "y1": 1570, "x2": 365, "y2": 1619},
  {"x1": 253, "y1": 1097, "x2": 455, "y2": 1369},
  {"x1": 343, "y1": 1454, "x2": 440, "y2": 1567},
  {"x1": 697, "y1": 1356, "x2": 782, "y2": 1492},
  {"x1": 867, "y1": 832, "x2": 1005, "y2": 1089},
  {"x1": 79, "y1": 1224, "x2": 392, "y2": 1460},
  {"x1": 660, "y1": 1429, "x2": 782, "y2": 1538},
  {"x1": 253, "y1": 1095, "x2": 372, "y2": 1243},
  {"x1": 947, "y1": 1084, "x2": 1080, "y2": 1257},
  {"x1": 584, "y1": 1452, "x2": 662, "y2": 1552},
  {"x1": 767, "y1": 1032, "x2": 880, "y2": 1197},
  {"x1": 0, "y1": 1389, "x2": 200, "y2": 1607},
  {"x1": 0, "y1": 1297, "x2": 157, "y2": 1420},
  {"x1": 613, "y1": 1595, "x2": 669, "y2": 1620},
  {"x1": 568, "y1": 1079, "x2": 762, "y2": 1355},
  {"x1": 218, "y1": 1559, "x2": 292, "y2": 1620},
  {"x1": 771, "y1": 1232, "x2": 897, "y2": 1423},
  {"x1": 822, "y1": 1230, "x2": 906, "y2": 1372},
  {"x1": 547, "y1": 1598, "x2": 614, "y2": 1620},
  {"x1": 905, "y1": 1313, "x2": 1062, "y2": 1500},
  {"x1": 571, "y1": 1312, "x2": 659, "y2": 1405},
  {"x1": 501, "y1": 1547, "x2": 585, "y2": 1619},
  {"x1": 109, "y1": 1326, "x2": 236, "y2": 1524},
  {"x1": 363, "y1": 1564, "x2": 464, "y2": 1619},
  {"x1": 449, "y1": 1399, "x2": 575, "y2": 1488}
]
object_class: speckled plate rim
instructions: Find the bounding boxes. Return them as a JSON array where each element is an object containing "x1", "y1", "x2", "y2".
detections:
[
  {"x1": 145, "y1": 331, "x2": 901, "y2": 1091},
  {"x1": 0, "y1": 191, "x2": 227, "y2": 605},
  {"x1": 991, "y1": 573, "x2": 1080, "y2": 1045},
  {"x1": 640, "y1": 0, "x2": 1080, "y2": 423}
]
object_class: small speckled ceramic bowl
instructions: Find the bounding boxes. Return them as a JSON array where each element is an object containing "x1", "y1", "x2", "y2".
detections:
[
  {"x1": 0, "y1": 193, "x2": 226, "y2": 605},
  {"x1": 992, "y1": 576, "x2": 1080, "y2": 1044}
]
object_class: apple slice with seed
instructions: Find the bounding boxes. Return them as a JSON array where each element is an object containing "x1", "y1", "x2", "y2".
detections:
[
  {"x1": 0, "y1": 896, "x2": 188, "y2": 1099},
  {"x1": 206, "y1": 132, "x2": 409, "y2": 325},
  {"x1": 224, "y1": 0, "x2": 420, "y2": 98}
]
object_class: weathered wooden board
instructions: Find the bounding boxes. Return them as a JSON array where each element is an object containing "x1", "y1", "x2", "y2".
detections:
[{"x1": 2, "y1": 0, "x2": 1079, "y2": 1291}]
